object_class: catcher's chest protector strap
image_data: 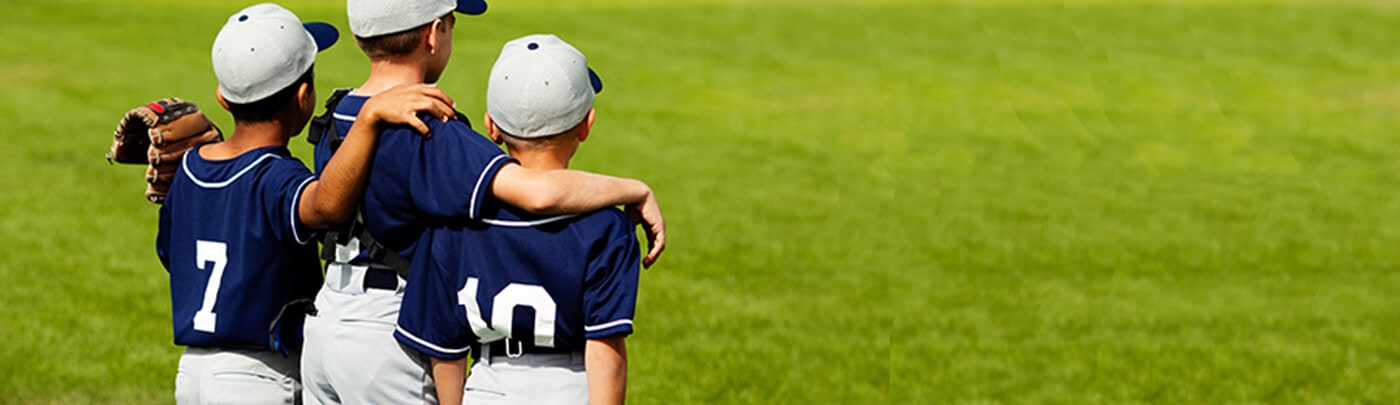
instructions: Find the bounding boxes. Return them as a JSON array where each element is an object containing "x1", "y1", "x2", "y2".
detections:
[
  {"x1": 319, "y1": 217, "x2": 411, "y2": 279},
  {"x1": 312, "y1": 89, "x2": 411, "y2": 278},
  {"x1": 307, "y1": 88, "x2": 353, "y2": 151}
]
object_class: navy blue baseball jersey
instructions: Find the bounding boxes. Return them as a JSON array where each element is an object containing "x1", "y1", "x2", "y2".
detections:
[
  {"x1": 327, "y1": 94, "x2": 516, "y2": 261},
  {"x1": 393, "y1": 201, "x2": 641, "y2": 360},
  {"x1": 156, "y1": 145, "x2": 323, "y2": 348}
]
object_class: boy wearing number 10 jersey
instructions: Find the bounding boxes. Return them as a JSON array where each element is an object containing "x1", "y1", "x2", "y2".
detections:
[{"x1": 393, "y1": 34, "x2": 641, "y2": 405}]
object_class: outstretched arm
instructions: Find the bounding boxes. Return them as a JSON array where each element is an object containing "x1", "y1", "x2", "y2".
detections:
[
  {"x1": 491, "y1": 166, "x2": 667, "y2": 267},
  {"x1": 586, "y1": 336, "x2": 628, "y2": 405},
  {"x1": 298, "y1": 85, "x2": 455, "y2": 228}
]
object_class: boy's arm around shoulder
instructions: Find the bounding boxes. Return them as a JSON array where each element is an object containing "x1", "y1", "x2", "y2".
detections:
[
  {"x1": 491, "y1": 165, "x2": 666, "y2": 267},
  {"x1": 298, "y1": 85, "x2": 456, "y2": 228}
]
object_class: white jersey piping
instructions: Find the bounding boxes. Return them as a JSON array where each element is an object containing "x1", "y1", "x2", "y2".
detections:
[
  {"x1": 480, "y1": 213, "x2": 581, "y2": 228},
  {"x1": 183, "y1": 152, "x2": 283, "y2": 189},
  {"x1": 470, "y1": 155, "x2": 514, "y2": 218},
  {"x1": 288, "y1": 176, "x2": 317, "y2": 245},
  {"x1": 395, "y1": 326, "x2": 471, "y2": 355},
  {"x1": 584, "y1": 319, "x2": 633, "y2": 332}
]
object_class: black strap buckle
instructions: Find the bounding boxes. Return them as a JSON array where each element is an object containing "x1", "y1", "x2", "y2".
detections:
[{"x1": 306, "y1": 88, "x2": 352, "y2": 149}]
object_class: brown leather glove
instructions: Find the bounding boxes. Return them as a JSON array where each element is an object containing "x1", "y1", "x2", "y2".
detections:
[{"x1": 107, "y1": 98, "x2": 223, "y2": 203}]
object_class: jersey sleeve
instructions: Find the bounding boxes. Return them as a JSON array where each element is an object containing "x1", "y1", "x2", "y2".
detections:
[
  {"x1": 395, "y1": 249, "x2": 474, "y2": 360},
  {"x1": 312, "y1": 129, "x2": 334, "y2": 174},
  {"x1": 406, "y1": 120, "x2": 516, "y2": 220},
  {"x1": 582, "y1": 212, "x2": 643, "y2": 339},
  {"x1": 260, "y1": 159, "x2": 319, "y2": 246},
  {"x1": 156, "y1": 200, "x2": 172, "y2": 272}
]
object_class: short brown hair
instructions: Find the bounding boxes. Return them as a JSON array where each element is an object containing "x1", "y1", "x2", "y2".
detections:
[
  {"x1": 354, "y1": 13, "x2": 451, "y2": 59},
  {"x1": 227, "y1": 67, "x2": 314, "y2": 123},
  {"x1": 355, "y1": 27, "x2": 425, "y2": 59},
  {"x1": 498, "y1": 116, "x2": 588, "y2": 151}
]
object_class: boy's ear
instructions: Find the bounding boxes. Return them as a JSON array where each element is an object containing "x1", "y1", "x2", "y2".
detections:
[
  {"x1": 577, "y1": 108, "x2": 595, "y2": 142},
  {"x1": 215, "y1": 89, "x2": 231, "y2": 111},
  {"x1": 425, "y1": 20, "x2": 441, "y2": 55},
  {"x1": 483, "y1": 112, "x2": 504, "y2": 144},
  {"x1": 295, "y1": 82, "x2": 311, "y2": 110}
]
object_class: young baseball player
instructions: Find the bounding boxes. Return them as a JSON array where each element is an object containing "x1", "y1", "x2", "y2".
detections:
[
  {"x1": 298, "y1": 1, "x2": 666, "y2": 404},
  {"x1": 395, "y1": 34, "x2": 640, "y2": 405},
  {"x1": 157, "y1": 3, "x2": 455, "y2": 404}
]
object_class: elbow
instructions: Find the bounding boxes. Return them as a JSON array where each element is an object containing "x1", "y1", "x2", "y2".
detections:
[
  {"x1": 303, "y1": 203, "x2": 352, "y2": 230},
  {"x1": 321, "y1": 207, "x2": 354, "y2": 226},
  {"x1": 301, "y1": 211, "x2": 331, "y2": 230},
  {"x1": 516, "y1": 191, "x2": 565, "y2": 214},
  {"x1": 318, "y1": 200, "x2": 358, "y2": 226}
]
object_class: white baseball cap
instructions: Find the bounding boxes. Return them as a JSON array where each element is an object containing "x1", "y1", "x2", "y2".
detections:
[
  {"x1": 346, "y1": 0, "x2": 488, "y2": 38},
  {"x1": 486, "y1": 34, "x2": 604, "y2": 139},
  {"x1": 212, "y1": 3, "x2": 338, "y2": 104}
]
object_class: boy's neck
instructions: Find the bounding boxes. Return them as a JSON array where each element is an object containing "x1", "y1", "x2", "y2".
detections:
[
  {"x1": 357, "y1": 59, "x2": 430, "y2": 96},
  {"x1": 507, "y1": 147, "x2": 571, "y2": 171},
  {"x1": 200, "y1": 121, "x2": 291, "y2": 160}
]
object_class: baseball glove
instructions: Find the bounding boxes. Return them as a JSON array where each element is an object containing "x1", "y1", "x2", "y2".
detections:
[
  {"x1": 268, "y1": 298, "x2": 315, "y2": 357},
  {"x1": 107, "y1": 98, "x2": 223, "y2": 203}
]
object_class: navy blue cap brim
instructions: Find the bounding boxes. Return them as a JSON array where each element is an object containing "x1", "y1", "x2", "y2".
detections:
[
  {"x1": 458, "y1": 0, "x2": 488, "y2": 15},
  {"x1": 303, "y1": 22, "x2": 339, "y2": 51},
  {"x1": 588, "y1": 68, "x2": 603, "y2": 94}
]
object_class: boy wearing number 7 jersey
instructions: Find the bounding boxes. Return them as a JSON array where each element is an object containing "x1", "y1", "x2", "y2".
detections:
[
  {"x1": 393, "y1": 34, "x2": 640, "y2": 405},
  {"x1": 154, "y1": 4, "x2": 455, "y2": 403}
]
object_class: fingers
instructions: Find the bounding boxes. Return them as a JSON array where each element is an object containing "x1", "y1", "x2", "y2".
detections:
[
  {"x1": 408, "y1": 97, "x2": 452, "y2": 134},
  {"x1": 417, "y1": 85, "x2": 455, "y2": 111},
  {"x1": 403, "y1": 85, "x2": 456, "y2": 123},
  {"x1": 417, "y1": 85, "x2": 456, "y2": 121},
  {"x1": 629, "y1": 192, "x2": 666, "y2": 268},
  {"x1": 424, "y1": 98, "x2": 454, "y2": 123},
  {"x1": 639, "y1": 201, "x2": 665, "y2": 268},
  {"x1": 399, "y1": 84, "x2": 455, "y2": 112},
  {"x1": 643, "y1": 224, "x2": 665, "y2": 268},
  {"x1": 403, "y1": 113, "x2": 431, "y2": 134},
  {"x1": 364, "y1": 84, "x2": 459, "y2": 132}
]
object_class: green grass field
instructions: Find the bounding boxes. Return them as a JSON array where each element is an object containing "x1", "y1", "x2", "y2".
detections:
[{"x1": 4, "y1": 0, "x2": 1400, "y2": 402}]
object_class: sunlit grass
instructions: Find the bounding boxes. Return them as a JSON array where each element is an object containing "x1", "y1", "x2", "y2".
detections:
[{"x1": 2, "y1": 0, "x2": 1399, "y2": 403}]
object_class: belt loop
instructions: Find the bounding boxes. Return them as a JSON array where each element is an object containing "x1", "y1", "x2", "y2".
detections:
[
  {"x1": 480, "y1": 343, "x2": 491, "y2": 365},
  {"x1": 505, "y1": 338, "x2": 523, "y2": 359}
]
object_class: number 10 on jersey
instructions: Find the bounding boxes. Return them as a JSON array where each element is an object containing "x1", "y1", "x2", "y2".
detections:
[{"x1": 459, "y1": 277, "x2": 558, "y2": 347}]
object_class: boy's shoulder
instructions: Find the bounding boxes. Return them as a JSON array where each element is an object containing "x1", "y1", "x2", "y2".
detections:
[
  {"x1": 334, "y1": 92, "x2": 483, "y2": 138},
  {"x1": 182, "y1": 145, "x2": 303, "y2": 185},
  {"x1": 421, "y1": 112, "x2": 484, "y2": 138},
  {"x1": 580, "y1": 207, "x2": 630, "y2": 229},
  {"x1": 374, "y1": 111, "x2": 489, "y2": 149},
  {"x1": 488, "y1": 202, "x2": 629, "y2": 231},
  {"x1": 554, "y1": 207, "x2": 636, "y2": 243}
]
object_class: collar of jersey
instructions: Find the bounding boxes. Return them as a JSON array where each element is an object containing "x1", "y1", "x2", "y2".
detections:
[
  {"x1": 332, "y1": 92, "x2": 460, "y2": 133},
  {"x1": 478, "y1": 213, "x2": 581, "y2": 227},
  {"x1": 332, "y1": 92, "x2": 369, "y2": 122},
  {"x1": 476, "y1": 198, "x2": 583, "y2": 227},
  {"x1": 181, "y1": 145, "x2": 289, "y2": 189}
]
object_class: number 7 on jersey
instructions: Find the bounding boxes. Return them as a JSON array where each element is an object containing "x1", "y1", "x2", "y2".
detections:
[{"x1": 193, "y1": 240, "x2": 229, "y2": 333}]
